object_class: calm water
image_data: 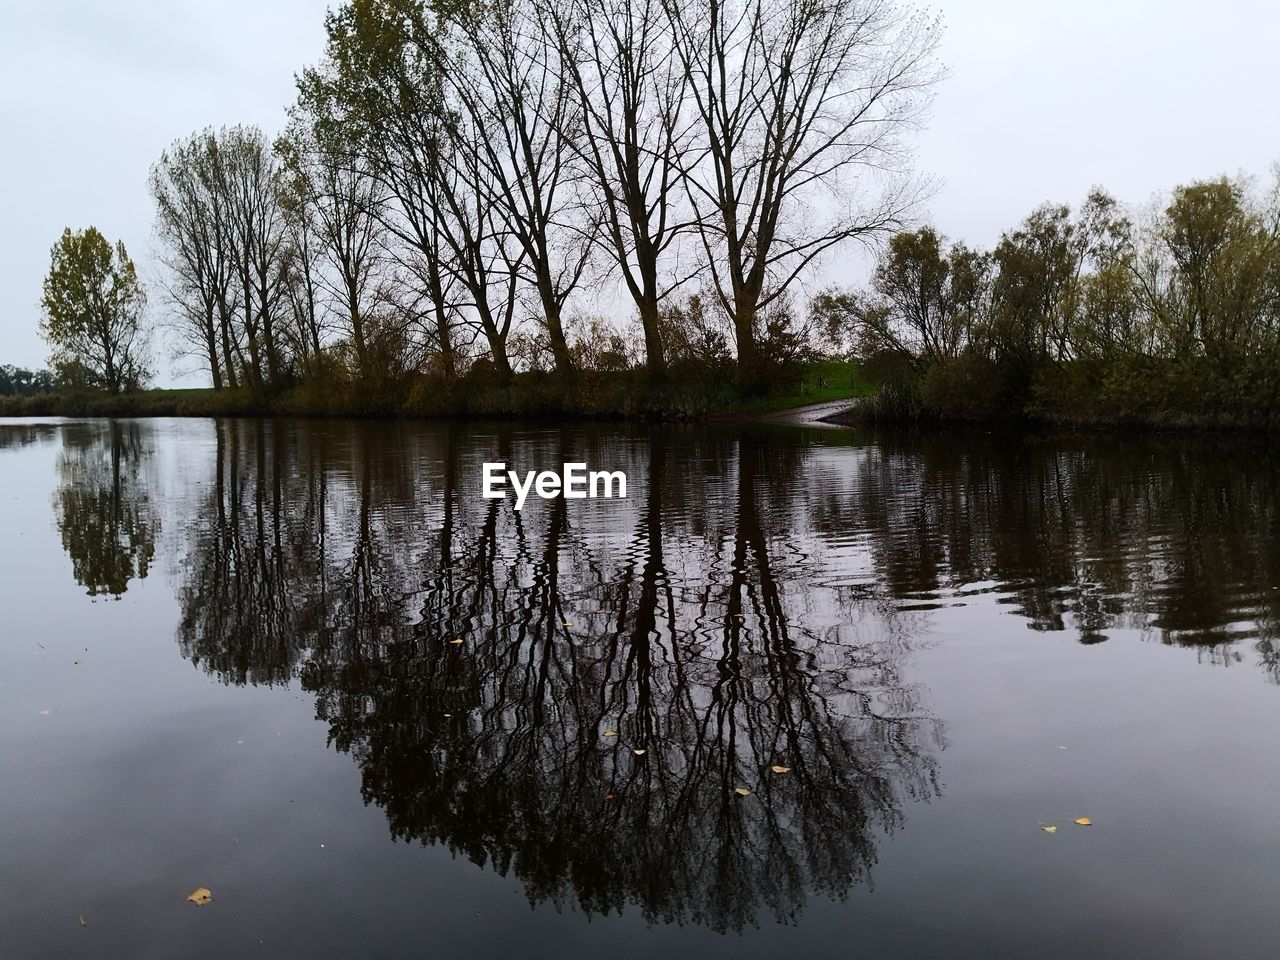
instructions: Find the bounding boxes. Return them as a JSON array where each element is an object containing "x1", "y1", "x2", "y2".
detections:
[{"x1": 2, "y1": 417, "x2": 1278, "y2": 959}]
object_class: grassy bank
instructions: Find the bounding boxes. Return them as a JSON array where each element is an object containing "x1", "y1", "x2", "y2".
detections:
[
  {"x1": 0, "y1": 362, "x2": 871, "y2": 422},
  {"x1": 837, "y1": 354, "x2": 1280, "y2": 432}
]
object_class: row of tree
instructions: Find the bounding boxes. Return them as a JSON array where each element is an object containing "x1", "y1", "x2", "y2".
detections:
[
  {"x1": 0, "y1": 364, "x2": 55, "y2": 396},
  {"x1": 823, "y1": 172, "x2": 1280, "y2": 421},
  {"x1": 149, "y1": 0, "x2": 939, "y2": 392}
]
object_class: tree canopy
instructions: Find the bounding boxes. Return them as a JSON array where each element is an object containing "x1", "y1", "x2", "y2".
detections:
[{"x1": 39, "y1": 227, "x2": 149, "y2": 394}]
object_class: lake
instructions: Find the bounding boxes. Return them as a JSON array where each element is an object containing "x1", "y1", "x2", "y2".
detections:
[{"x1": 2, "y1": 417, "x2": 1278, "y2": 958}]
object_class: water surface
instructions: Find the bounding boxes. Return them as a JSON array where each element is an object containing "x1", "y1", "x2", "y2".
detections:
[{"x1": 2, "y1": 417, "x2": 1278, "y2": 958}]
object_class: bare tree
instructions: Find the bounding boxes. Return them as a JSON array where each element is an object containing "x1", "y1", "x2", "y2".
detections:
[
  {"x1": 221, "y1": 126, "x2": 290, "y2": 386},
  {"x1": 278, "y1": 173, "x2": 327, "y2": 371},
  {"x1": 279, "y1": 125, "x2": 390, "y2": 380},
  {"x1": 151, "y1": 131, "x2": 240, "y2": 389},
  {"x1": 447, "y1": 0, "x2": 589, "y2": 377},
  {"x1": 663, "y1": 0, "x2": 940, "y2": 387},
  {"x1": 545, "y1": 0, "x2": 698, "y2": 376},
  {"x1": 297, "y1": 0, "x2": 467, "y2": 379},
  {"x1": 429, "y1": 86, "x2": 528, "y2": 383}
]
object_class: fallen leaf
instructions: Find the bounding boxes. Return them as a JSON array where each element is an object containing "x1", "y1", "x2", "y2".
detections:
[
  {"x1": 1041, "y1": 825, "x2": 1057, "y2": 833},
  {"x1": 562, "y1": 621, "x2": 572, "y2": 628},
  {"x1": 186, "y1": 887, "x2": 212, "y2": 906},
  {"x1": 602, "y1": 729, "x2": 618, "y2": 737},
  {"x1": 1074, "y1": 817, "x2": 1093, "y2": 826},
  {"x1": 632, "y1": 748, "x2": 647, "y2": 756},
  {"x1": 734, "y1": 786, "x2": 751, "y2": 796},
  {"x1": 770, "y1": 765, "x2": 791, "y2": 774},
  {"x1": 449, "y1": 637, "x2": 463, "y2": 645}
]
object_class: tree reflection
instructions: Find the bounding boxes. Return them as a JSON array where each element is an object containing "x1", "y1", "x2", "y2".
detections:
[
  {"x1": 172, "y1": 421, "x2": 943, "y2": 930},
  {"x1": 162, "y1": 419, "x2": 1280, "y2": 928},
  {"x1": 0, "y1": 422, "x2": 59, "y2": 451},
  {"x1": 53, "y1": 421, "x2": 158, "y2": 597},
  {"x1": 815, "y1": 430, "x2": 1280, "y2": 674}
]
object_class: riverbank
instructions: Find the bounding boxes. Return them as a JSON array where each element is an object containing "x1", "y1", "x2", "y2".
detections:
[
  {"x1": 819, "y1": 351, "x2": 1280, "y2": 434},
  {"x1": 0, "y1": 361, "x2": 874, "y2": 423}
]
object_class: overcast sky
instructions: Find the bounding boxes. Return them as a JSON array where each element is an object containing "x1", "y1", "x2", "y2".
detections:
[{"x1": 2, "y1": 0, "x2": 1277, "y2": 381}]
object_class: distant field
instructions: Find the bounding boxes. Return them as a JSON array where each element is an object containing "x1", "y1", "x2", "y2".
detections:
[{"x1": 139, "y1": 387, "x2": 218, "y2": 399}]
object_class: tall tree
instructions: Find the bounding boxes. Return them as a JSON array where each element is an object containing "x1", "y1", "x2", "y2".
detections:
[
  {"x1": 546, "y1": 0, "x2": 697, "y2": 376},
  {"x1": 447, "y1": 0, "x2": 587, "y2": 377},
  {"x1": 222, "y1": 126, "x2": 291, "y2": 387},
  {"x1": 297, "y1": 0, "x2": 465, "y2": 379},
  {"x1": 279, "y1": 125, "x2": 390, "y2": 380},
  {"x1": 40, "y1": 227, "x2": 150, "y2": 393},
  {"x1": 151, "y1": 131, "x2": 240, "y2": 390},
  {"x1": 664, "y1": 0, "x2": 940, "y2": 388},
  {"x1": 1155, "y1": 177, "x2": 1280, "y2": 362}
]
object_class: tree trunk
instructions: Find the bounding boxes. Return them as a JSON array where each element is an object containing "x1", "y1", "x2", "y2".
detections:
[
  {"x1": 638, "y1": 299, "x2": 666, "y2": 379},
  {"x1": 218, "y1": 301, "x2": 239, "y2": 389},
  {"x1": 434, "y1": 303, "x2": 457, "y2": 380},
  {"x1": 544, "y1": 302, "x2": 575, "y2": 378},
  {"x1": 734, "y1": 299, "x2": 765, "y2": 394},
  {"x1": 207, "y1": 320, "x2": 224, "y2": 391},
  {"x1": 487, "y1": 331, "x2": 514, "y2": 384}
]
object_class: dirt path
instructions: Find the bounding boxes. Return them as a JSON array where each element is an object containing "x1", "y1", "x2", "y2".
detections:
[{"x1": 751, "y1": 396, "x2": 864, "y2": 428}]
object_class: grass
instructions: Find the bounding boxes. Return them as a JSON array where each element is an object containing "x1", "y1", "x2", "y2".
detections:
[{"x1": 716, "y1": 361, "x2": 875, "y2": 416}]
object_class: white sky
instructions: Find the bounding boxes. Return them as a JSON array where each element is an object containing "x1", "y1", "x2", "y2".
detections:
[{"x1": 2, "y1": 0, "x2": 1277, "y2": 382}]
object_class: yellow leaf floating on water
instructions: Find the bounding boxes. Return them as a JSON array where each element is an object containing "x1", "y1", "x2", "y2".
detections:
[
  {"x1": 632, "y1": 748, "x2": 647, "y2": 756},
  {"x1": 602, "y1": 730, "x2": 618, "y2": 737},
  {"x1": 186, "y1": 887, "x2": 212, "y2": 906},
  {"x1": 770, "y1": 765, "x2": 791, "y2": 774},
  {"x1": 734, "y1": 786, "x2": 751, "y2": 796},
  {"x1": 1041, "y1": 825, "x2": 1057, "y2": 833},
  {"x1": 1074, "y1": 817, "x2": 1093, "y2": 826}
]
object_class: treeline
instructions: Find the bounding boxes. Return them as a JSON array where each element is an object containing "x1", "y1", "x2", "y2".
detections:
[
  {"x1": 149, "y1": 0, "x2": 939, "y2": 403},
  {"x1": 822, "y1": 173, "x2": 1280, "y2": 427},
  {"x1": 0, "y1": 365, "x2": 55, "y2": 396}
]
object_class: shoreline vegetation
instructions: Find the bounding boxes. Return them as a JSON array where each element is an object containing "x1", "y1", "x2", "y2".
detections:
[{"x1": 0, "y1": 362, "x2": 875, "y2": 423}]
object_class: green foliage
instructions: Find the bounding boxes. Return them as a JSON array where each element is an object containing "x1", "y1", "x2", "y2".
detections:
[
  {"x1": 832, "y1": 172, "x2": 1280, "y2": 429},
  {"x1": 40, "y1": 227, "x2": 150, "y2": 394}
]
